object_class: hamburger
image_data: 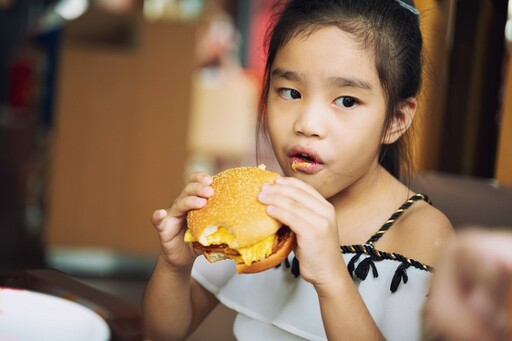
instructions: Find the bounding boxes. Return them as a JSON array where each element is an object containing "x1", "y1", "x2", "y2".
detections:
[{"x1": 184, "y1": 165, "x2": 296, "y2": 274}]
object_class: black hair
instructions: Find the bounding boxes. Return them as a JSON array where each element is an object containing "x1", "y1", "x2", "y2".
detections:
[{"x1": 256, "y1": 0, "x2": 422, "y2": 181}]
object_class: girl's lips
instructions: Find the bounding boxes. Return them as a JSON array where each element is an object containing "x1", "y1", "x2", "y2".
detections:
[{"x1": 288, "y1": 146, "x2": 324, "y2": 174}]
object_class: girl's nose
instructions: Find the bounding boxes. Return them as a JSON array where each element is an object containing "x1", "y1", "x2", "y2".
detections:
[{"x1": 293, "y1": 102, "x2": 327, "y2": 138}]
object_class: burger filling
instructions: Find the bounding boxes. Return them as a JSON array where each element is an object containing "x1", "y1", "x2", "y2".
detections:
[{"x1": 184, "y1": 227, "x2": 275, "y2": 266}]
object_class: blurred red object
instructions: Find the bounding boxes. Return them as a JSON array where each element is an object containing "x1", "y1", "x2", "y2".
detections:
[{"x1": 8, "y1": 56, "x2": 35, "y2": 109}]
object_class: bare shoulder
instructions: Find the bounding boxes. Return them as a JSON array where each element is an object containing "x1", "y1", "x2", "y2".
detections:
[{"x1": 381, "y1": 200, "x2": 455, "y2": 267}]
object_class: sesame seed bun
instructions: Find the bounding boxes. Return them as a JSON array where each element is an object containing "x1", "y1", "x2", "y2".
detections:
[{"x1": 186, "y1": 166, "x2": 296, "y2": 273}]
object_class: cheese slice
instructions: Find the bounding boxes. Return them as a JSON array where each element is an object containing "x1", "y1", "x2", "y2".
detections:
[
  {"x1": 237, "y1": 234, "x2": 274, "y2": 265},
  {"x1": 184, "y1": 227, "x2": 275, "y2": 265}
]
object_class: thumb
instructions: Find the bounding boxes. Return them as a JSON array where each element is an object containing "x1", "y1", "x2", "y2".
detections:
[{"x1": 151, "y1": 209, "x2": 168, "y2": 231}]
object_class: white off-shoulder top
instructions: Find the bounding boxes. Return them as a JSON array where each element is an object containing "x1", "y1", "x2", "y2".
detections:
[{"x1": 192, "y1": 194, "x2": 433, "y2": 340}]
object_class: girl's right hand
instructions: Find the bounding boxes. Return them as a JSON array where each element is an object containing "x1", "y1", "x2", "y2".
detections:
[{"x1": 151, "y1": 172, "x2": 214, "y2": 270}]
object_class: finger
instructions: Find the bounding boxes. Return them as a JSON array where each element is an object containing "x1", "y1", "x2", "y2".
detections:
[
  {"x1": 259, "y1": 181, "x2": 316, "y2": 207},
  {"x1": 266, "y1": 201, "x2": 317, "y2": 228},
  {"x1": 171, "y1": 172, "x2": 213, "y2": 206},
  {"x1": 166, "y1": 181, "x2": 214, "y2": 219},
  {"x1": 259, "y1": 181, "x2": 331, "y2": 218},
  {"x1": 275, "y1": 176, "x2": 325, "y2": 201},
  {"x1": 262, "y1": 191, "x2": 336, "y2": 244},
  {"x1": 151, "y1": 209, "x2": 186, "y2": 245},
  {"x1": 168, "y1": 195, "x2": 208, "y2": 218},
  {"x1": 151, "y1": 209, "x2": 168, "y2": 231},
  {"x1": 188, "y1": 172, "x2": 213, "y2": 185},
  {"x1": 181, "y1": 181, "x2": 214, "y2": 200}
]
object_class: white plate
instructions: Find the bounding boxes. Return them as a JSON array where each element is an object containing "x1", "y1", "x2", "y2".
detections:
[{"x1": 0, "y1": 287, "x2": 110, "y2": 341}]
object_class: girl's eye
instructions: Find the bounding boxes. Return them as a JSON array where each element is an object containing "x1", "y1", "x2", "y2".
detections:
[
  {"x1": 279, "y1": 88, "x2": 301, "y2": 100},
  {"x1": 334, "y1": 96, "x2": 358, "y2": 109}
]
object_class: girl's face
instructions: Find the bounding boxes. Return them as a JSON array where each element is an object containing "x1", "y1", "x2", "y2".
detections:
[{"x1": 267, "y1": 26, "x2": 388, "y2": 199}]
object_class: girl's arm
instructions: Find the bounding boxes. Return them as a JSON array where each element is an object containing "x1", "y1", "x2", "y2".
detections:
[
  {"x1": 142, "y1": 172, "x2": 218, "y2": 339},
  {"x1": 259, "y1": 177, "x2": 385, "y2": 340},
  {"x1": 316, "y1": 268, "x2": 385, "y2": 340},
  {"x1": 142, "y1": 256, "x2": 218, "y2": 340}
]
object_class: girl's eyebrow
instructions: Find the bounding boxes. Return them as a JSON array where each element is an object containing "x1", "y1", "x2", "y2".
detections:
[
  {"x1": 271, "y1": 68, "x2": 303, "y2": 82},
  {"x1": 271, "y1": 67, "x2": 373, "y2": 92},
  {"x1": 328, "y1": 76, "x2": 373, "y2": 91}
]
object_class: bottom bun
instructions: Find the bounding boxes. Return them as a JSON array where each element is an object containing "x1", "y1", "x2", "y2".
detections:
[{"x1": 236, "y1": 231, "x2": 296, "y2": 274}]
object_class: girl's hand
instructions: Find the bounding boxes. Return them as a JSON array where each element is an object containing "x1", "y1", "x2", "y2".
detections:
[
  {"x1": 422, "y1": 228, "x2": 512, "y2": 341},
  {"x1": 151, "y1": 172, "x2": 214, "y2": 270},
  {"x1": 258, "y1": 177, "x2": 344, "y2": 287}
]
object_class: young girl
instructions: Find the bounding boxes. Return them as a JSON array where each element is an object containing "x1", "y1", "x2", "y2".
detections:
[{"x1": 143, "y1": 0, "x2": 454, "y2": 339}]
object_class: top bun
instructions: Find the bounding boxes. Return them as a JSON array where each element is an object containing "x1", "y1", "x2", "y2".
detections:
[{"x1": 187, "y1": 166, "x2": 281, "y2": 248}]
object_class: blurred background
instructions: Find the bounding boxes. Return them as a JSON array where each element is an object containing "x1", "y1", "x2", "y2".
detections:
[{"x1": 0, "y1": 0, "x2": 511, "y2": 339}]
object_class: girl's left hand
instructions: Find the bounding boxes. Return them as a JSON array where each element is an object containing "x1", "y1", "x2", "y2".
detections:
[{"x1": 258, "y1": 177, "x2": 345, "y2": 287}]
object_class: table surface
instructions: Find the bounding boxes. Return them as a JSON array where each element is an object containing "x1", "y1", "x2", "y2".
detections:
[{"x1": 0, "y1": 268, "x2": 142, "y2": 341}]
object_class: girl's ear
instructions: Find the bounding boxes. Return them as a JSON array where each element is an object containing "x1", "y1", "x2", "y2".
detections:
[{"x1": 382, "y1": 98, "x2": 417, "y2": 144}]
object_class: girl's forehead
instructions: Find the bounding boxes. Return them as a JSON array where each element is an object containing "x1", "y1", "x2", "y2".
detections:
[{"x1": 273, "y1": 26, "x2": 379, "y2": 82}]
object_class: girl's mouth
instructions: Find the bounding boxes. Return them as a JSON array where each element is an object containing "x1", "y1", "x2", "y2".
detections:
[{"x1": 289, "y1": 148, "x2": 324, "y2": 173}]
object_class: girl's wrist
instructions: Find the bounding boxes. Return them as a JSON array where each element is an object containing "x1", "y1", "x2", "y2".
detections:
[
  {"x1": 314, "y1": 265, "x2": 350, "y2": 299},
  {"x1": 157, "y1": 253, "x2": 194, "y2": 276}
]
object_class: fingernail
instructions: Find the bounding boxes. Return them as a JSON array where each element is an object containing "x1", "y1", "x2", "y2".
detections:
[
  {"x1": 196, "y1": 197, "x2": 207, "y2": 206},
  {"x1": 266, "y1": 205, "x2": 275, "y2": 214},
  {"x1": 261, "y1": 183, "x2": 270, "y2": 191},
  {"x1": 258, "y1": 191, "x2": 267, "y2": 202},
  {"x1": 275, "y1": 177, "x2": 285, "y2": 184},
  {"x1": 202, "y1": 175, "x2": 213, "y2": 184},
  {"x1": 204, "y1": 187, "x2": 214, "y2": 196}
]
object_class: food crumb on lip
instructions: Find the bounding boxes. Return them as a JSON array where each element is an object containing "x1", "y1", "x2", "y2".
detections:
[{"x1": 291, "y1": 162, "x2": 310, "y2": 172}]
